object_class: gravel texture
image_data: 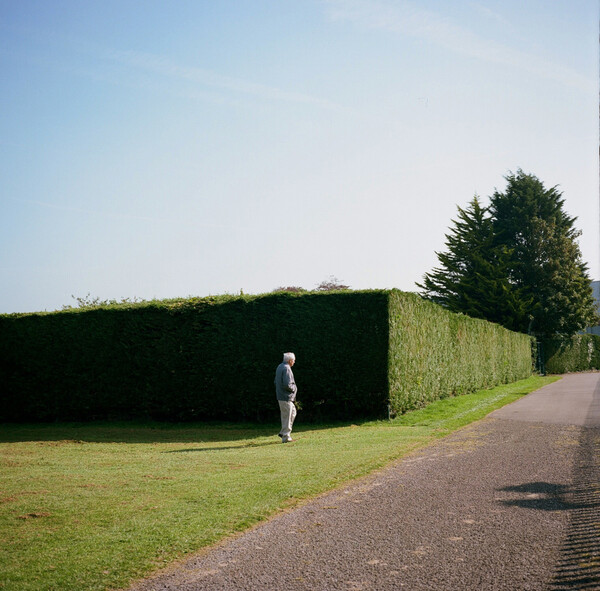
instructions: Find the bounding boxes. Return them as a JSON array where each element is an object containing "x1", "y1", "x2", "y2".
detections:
[{"x1": 126, "y1": 374, "x2": 600, "y2": 591}]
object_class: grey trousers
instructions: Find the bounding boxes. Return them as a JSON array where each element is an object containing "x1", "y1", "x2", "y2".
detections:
[{"x1": 278, "y1": 400, "x2": 297, "y2": 439}]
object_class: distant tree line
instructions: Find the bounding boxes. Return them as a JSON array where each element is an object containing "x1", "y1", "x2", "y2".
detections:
[{"x1": 273, "y1": 276, "x2": 350, "y2": 293}]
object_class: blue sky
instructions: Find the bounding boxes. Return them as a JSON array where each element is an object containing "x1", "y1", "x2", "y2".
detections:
[{"x1": 1, "y1": 0, "x2": 598, "y2": 313}]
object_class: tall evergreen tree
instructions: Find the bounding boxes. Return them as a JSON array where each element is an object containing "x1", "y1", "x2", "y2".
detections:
[
  {"x1": 489, "y1": 170, "x2": 597, "y2": 337},
  {"x1": 419, "y1": 171, "x2": 597, "y2": 338},
  {"x1": 417, "y1": 197, "x2": 530, "y2": 330}
]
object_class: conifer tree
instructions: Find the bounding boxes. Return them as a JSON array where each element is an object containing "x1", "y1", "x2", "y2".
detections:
[
  {"x1": 489, "y1": 170, "x2": 597, "y2": 337},
  {"x1": 419, "y1": 171, "x2": 597, "y2": 338},
  {"x1": 417, "y1": 197, "x2": 529, "y2": 330}
]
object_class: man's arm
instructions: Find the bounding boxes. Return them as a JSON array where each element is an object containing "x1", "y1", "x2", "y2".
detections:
[{"x1": 283, "y1": 366, "x2": 297, "y2": 394}]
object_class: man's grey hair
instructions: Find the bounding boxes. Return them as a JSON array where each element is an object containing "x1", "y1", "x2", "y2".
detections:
[{"x1": 283, "y1": 352, "x2": 296, "y2": 363}]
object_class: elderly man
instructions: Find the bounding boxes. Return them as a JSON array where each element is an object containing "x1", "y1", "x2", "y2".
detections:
[{"x1": 274, "y1": 352, "x2": 298, "y2": 443}]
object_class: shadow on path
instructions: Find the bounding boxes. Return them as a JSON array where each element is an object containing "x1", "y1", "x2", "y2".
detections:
[
  {"x1": 495, "y1": 429, "x2": 600, "y2": 589},
  {"x1": 498, "y1": 482, "x2": 573, "y2": 512},
  {"x1": 548, "y1": 427, "x2": 600, "y2": 590}
]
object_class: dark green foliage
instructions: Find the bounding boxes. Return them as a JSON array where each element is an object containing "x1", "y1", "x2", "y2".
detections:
[
  {"x1": 543, "y1": 335, "x2": 600, "y2": 374},
  {"x1": 420, "y1": 171, "x2": 597, "y2": 339},
  {"x1": 417, "y1": 197, "x2": 530, "y2": 330},
  {"x1": 0, "y1": 292, "x2": 389, "y2": 422},
  {"x1": 490, "y1": 170, "x2": 597, "y2": 337},
  {"x1": 388, "y1": 292, "x2": 533, "y2": 413},
  {"x1": 0, "y1": 290, "x2": 533, "y2": 423}
]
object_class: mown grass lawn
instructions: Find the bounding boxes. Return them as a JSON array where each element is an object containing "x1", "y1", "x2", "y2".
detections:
[{"x1": 0, "y1": 375, "x2": 558, "y2": 591}]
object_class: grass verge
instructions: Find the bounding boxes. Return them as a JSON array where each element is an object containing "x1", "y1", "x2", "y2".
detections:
[{"x1": 0, "y1": 375, "x2": 557, "y2": 590}]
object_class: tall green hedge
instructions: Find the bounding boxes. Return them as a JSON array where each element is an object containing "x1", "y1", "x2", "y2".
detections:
[
  {"x1": 0, "y1": 290, "x2": 533, "y2": 423},
  {"x1": 388, "y1": 292, "x2": 533, "y2": 413},
  {"x1": 543, "y1": 334, "x2": 600, "y2": 374},
  {"x1": 0, "y1": 292, "x2": 389, "y2": 422}
]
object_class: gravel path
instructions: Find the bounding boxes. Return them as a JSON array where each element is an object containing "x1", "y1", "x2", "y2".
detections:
[{"x1": 127, "y1": 374, "x2": 600, "y2": 591}]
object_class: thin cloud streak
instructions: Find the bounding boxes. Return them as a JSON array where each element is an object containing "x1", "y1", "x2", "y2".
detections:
[
  {"x1": 101, "y1": 48, "x2": 346, "y2": 112},
  {"x1": 469, "y1": 2, "x2": 514, "y2": 30},
  {"x1": 324, "y1": 0, "x2": 595, "y2": 92},
  {"x1": 1, "y1": 23, "x2": 346, "y2": 112},
  {"x1": 8, "y1": 197, "x2": 251, "y2": 232}
]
